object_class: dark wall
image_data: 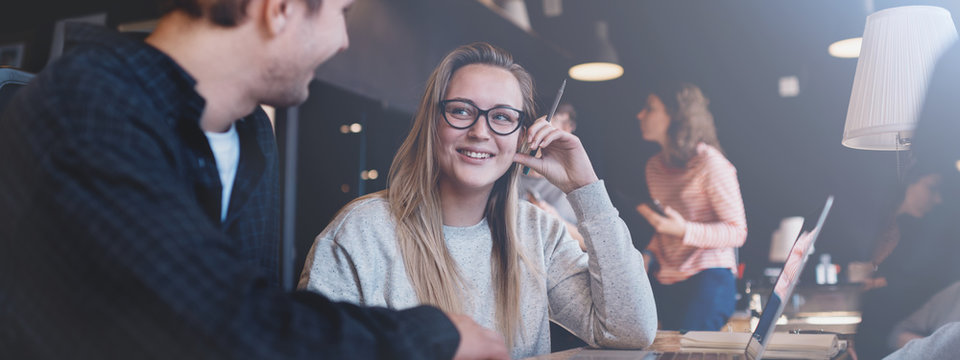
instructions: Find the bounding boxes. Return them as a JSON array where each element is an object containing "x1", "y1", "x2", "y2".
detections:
[{"x1": 0, "y1": 0, "x2": 159, "y2": 72}]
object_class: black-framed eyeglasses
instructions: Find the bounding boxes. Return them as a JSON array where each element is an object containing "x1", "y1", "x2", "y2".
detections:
[{"x1": 439, "y1": 99, "x2": 526, "y2": 136}]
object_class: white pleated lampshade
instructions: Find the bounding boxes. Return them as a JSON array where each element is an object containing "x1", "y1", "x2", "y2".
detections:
[{"x1": 843, "y1": 6, "x2": 958, "y2": 151}]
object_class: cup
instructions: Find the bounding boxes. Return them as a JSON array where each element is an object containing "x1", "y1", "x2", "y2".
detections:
[{"x1": 769, "y1": 217, "x2": 805, "y2": 263}]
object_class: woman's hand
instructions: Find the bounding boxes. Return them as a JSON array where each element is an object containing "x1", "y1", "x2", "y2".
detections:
[
  {"x1": 862, "y1": 276, "x2": 888, "y2": 291},
  {"x1": 636, "y1": 203, "x2": 687, "y2": 238},
  {"x1": 514, "y1": 116, "x2": 599, "y2": 193}
]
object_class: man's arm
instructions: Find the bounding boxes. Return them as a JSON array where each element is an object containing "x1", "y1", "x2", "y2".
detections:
[{"x1": 29, "y1": 105, "x2": 460, "y2": 359}]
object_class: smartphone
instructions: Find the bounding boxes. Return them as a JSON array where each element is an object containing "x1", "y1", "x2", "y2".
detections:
[{"x1": 649, "y1": 199, "x2": 666, "y2": 216}]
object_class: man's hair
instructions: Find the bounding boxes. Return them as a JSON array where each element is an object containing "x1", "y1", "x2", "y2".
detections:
[{"x1": 161, "y1": 0, "x2": 323, "y2": 27}]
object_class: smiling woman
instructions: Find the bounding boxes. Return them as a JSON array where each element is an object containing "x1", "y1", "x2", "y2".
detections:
[
  {"x1": 436, "y1": 63, "x2": 526, "y2": 199},
  {"x1": 298, "y1": 42, "x2": 658, "y2": 358}
]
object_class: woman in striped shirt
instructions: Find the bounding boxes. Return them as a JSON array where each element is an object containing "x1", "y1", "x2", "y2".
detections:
[{"x1": 635, "y1": 82, "x2": 747, "y2": 331}]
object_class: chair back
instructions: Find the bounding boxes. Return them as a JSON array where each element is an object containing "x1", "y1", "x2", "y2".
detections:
[{"x1": 0, "y1": 67, "x2": 34, "y2": 112}]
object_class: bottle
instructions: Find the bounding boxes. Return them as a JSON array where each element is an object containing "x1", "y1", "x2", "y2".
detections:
[{"x1": 816, "y1": 254, "x2": 838, "y2": 285}]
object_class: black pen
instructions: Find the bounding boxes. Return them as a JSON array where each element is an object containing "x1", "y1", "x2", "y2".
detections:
[{"x1": 523, "y1": 79, "x2": 566, "y2": 175}]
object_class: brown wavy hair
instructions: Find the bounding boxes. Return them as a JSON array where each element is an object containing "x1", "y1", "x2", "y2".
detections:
[{"x1": 652, "y1": 82, "x2": 724, "y2": 167}]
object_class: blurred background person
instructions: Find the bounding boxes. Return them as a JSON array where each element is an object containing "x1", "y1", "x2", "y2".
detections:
[
  {"x1": 865, "y1": 164, "x2": 943, "y2": 292},
  {"x1": 856, "y1": 163, "x2": 954, "y2": 359},
  {"x1": 635, "y1": 82, "x2": 747, "y2": 331},
  {"x1": 518, "y1": 103, "x2": 585, "y2": 250}
]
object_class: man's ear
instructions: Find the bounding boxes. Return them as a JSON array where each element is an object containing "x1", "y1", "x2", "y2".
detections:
[{"x1": 261, "y1": 0, "x2": 292, "y2": 36}]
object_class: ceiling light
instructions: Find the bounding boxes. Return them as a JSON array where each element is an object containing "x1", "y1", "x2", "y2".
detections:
[
  {"x1": 569, "y1": 62, "x2": 624, "y2": 82},
  {"x1": 842, "y1": 6, "x2": 958, "y2": 151},
  {"x1": 829, "y1": 37, "x2": 862, "y2": 58},
  {"x1": 569, "y1": 21, "x2": 623, "y2": 82}
]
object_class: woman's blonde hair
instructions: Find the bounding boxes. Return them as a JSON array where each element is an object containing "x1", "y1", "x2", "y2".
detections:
[
  {"x1": 385, "y1": 42, "x2": 536, "y2": 345},
  {"x1": 652, "y1": 82, "x2": 724, "y2": 167}
]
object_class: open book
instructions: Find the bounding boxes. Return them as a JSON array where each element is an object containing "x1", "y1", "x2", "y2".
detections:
[{"x1": 680, "y1": 331, "x2": 843, "y2": 359}]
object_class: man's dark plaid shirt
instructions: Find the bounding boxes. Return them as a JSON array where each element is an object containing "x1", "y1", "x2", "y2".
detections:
[{"x1": 0, "y1": 25, "x2": 458, "y2": 359}]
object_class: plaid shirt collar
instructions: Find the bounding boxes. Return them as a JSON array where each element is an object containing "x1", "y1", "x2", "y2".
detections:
[
  {"x1": 68, "y1": 24, "x2": 270, "y2": 227},
  {"x1": 68, "y1": 23, "x2": 206, "y2": 129}
]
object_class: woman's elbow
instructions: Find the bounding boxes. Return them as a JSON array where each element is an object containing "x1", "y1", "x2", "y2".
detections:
[
  {"x1": 595, "y1": 317, "x2": 657, "y2": 349},
  {"x1": 732, "y1": 225, "x2": 748, "y2": 247}
]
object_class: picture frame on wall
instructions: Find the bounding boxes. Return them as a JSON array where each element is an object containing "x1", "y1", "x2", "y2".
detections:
[{"x1": 0, "y1": 43, "x2": 25, "y2": 68}]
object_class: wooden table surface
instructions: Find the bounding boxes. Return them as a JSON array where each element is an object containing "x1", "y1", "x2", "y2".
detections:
[
  {"x1": 524, "y1": 330, "x2": 854, "y2": 360},
  {"x1": 524, "y1": 331, "x2": 683, "y2": 360}
]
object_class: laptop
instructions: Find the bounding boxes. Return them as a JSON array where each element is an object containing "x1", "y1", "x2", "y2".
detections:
[{"x1": 572, "y1": 196, "x2": 834, "y2": 360}]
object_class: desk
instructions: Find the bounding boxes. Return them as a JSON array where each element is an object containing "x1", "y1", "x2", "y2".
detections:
[
  {"x1": 523, "y1": 331, "x2": 854, "y2": 360},
  {"x1": 524, "y1": 331, "x2": 683, "y2": 360}
]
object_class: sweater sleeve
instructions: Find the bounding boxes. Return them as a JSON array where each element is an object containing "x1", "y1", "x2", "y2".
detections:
[
  {"x1": 886, "y1": 322, "x2": 960, "y2": 360},
  {"x1": 681, "y1": 153, "x2": 748, "y2": 249},
  {"x1": 546, "y1": 180, "x2": 658, "y2": 349},
  {"x1": 889, "y1": 281, "x2": 960, "y2": 348},
  {"x1": 298, "y1": 226, "x2": 366, "y2": 305}
]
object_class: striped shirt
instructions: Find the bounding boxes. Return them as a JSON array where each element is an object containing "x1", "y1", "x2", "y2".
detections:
[{"x1": 645, "y1": 143, "x2": 747, "y2": 284}]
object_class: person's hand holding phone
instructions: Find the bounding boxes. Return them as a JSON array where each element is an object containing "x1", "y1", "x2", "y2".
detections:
[{"x1": 636, "y1": 199, "x2": 687, "y2": 238}]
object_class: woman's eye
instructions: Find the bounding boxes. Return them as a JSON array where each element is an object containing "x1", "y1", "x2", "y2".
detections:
[{"x1": 449, "y1": 107, "x2": 474, "y2": 117}]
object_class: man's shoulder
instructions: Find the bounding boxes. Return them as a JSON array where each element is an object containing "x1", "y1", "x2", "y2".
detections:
[
  {"x1": 43, "y1": 45, "x2": 146, "y2": 104},
  {"x1": 47, "y1": 25, "x2": 147, "y2": 83},
  {"x1": 36, "y1": 27, "x2": 178, "y2": 114}
]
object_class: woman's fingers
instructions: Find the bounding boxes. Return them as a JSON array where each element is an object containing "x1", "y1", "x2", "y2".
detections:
[
  {"x1": 513, "y1": 151, "x2": 540, "y2": 171},
  {"x1": 518, "y1": 116, "x2": 598, "y2": 193},
  {"x1": 525, "y1": 116, "x2": 549, "y2": 144},
  {"x1": 663, "y1": 205, "x2": 684, "y2": 221},
  {"x1": 538, "y1": 129, "x2": 566, "y2": 150},
  {"x1": 526, "y1": 116, "x2": 562, "y2": 150},
  {"x1": 636, "y1": 204, "x2": 661, "y2": 224}
]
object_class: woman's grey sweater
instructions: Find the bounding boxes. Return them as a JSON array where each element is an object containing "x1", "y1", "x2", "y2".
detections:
[{"x1": 299, "y1": 181, "x2": 657, "y2": 358}]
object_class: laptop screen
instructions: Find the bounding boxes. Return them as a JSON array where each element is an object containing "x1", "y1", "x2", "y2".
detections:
[{"x1": 745, "y1": 196, "x2": 833, "y2": 360}]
